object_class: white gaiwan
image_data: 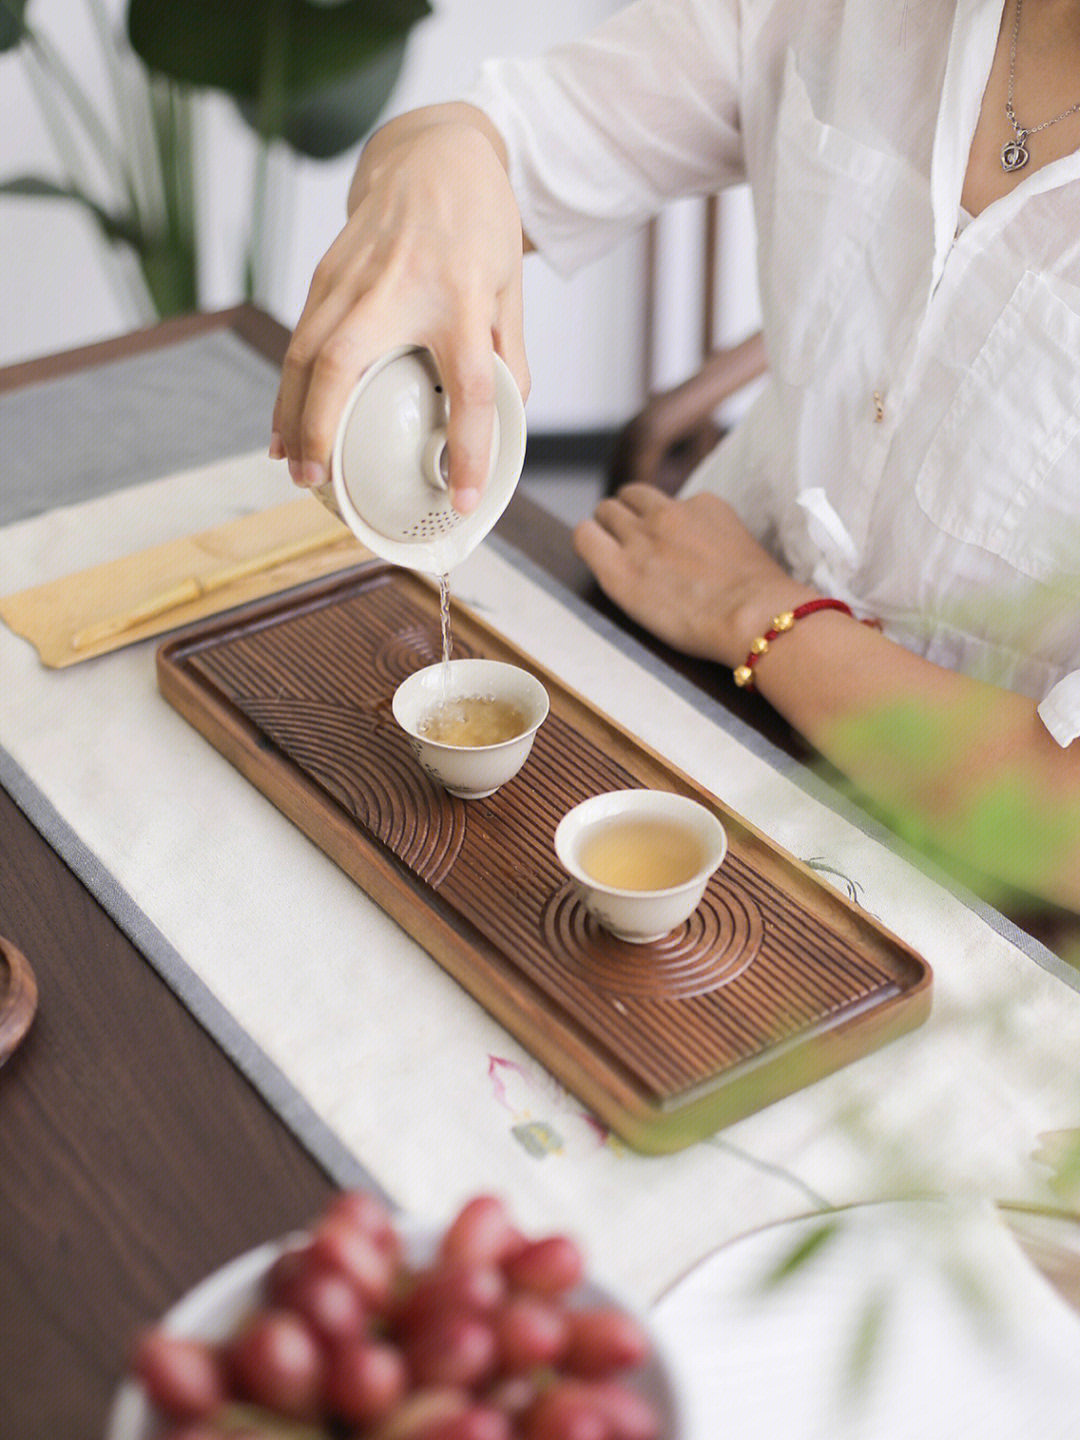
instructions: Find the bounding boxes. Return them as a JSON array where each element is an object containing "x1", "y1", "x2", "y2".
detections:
[{"x1": 320, "y1": 346, "x2": 526, "y2": 573}]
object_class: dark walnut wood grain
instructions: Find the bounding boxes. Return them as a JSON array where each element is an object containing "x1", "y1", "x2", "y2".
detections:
[
  {"x1": 0, "y1": 785, "x2": 336, "y2": 1437},
  {"x1": 157, "y1": 565, "x2": 932, "y2": 1154},
  {"x1": 1, "y1": 305, "x2": 343, "y2": 1439}
]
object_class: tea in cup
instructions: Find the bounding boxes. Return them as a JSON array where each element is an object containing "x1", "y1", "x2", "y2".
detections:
[
  {"x1": 393, "y1": 658, "x2": 549, "y2": 799},
  {"x1": 555, "y1": 789, "x2": 727, "y2": 943}
]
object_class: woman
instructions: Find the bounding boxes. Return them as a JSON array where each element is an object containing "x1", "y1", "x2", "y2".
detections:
[{"x1": 270, "y1": 0, "x2": 1080, "y2": 913}]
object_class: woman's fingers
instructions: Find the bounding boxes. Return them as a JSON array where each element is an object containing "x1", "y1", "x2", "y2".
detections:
[
  {"x1": 574, "y1": 490, "x2": 798, "y2": 665},
  {"x1": 492, "y1": 269, "x2": 531, "y2": 405},
  {"x1": 273, "y1": 228, "x2": 394, "y2": 484},
  {"x1": 611, "y1": 482, "x2": 671, "y2": 516},
  {"x1": 429, "y1": 319, "x2": 501, "y2": 514},
  {"x1": 571, "y1": 516, "x2": 625, "y2": 599},
  {"x1": 590, "y1": 486, "x2": 670, "y2": 542}
]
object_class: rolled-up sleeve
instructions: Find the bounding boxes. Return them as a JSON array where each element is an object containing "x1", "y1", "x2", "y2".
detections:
[
  {"x1": 1038, "y1": 671, "x2": 1080, "y2": 747},
  {"x1": 469, "y1": 0, "x2": 745, "y2": 274}
]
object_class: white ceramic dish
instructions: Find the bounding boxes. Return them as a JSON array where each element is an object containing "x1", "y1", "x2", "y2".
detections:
[
  {"x1": 106, "y1": 1219, "x2": 685, "y2": 1439},
  {"x1": 554, "y1": 789, "x2": 727, "y2": 943},
  {"x1": 651, "y1": 1199, "x2": 1080, "y2": 1440},
  {"x1": 393, "y1": 658, "x2": 549, "y2": 799}
]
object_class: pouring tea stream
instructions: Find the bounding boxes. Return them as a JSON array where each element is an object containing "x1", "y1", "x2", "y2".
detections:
[{"x1": 313, "y1": 345, "x2": 534, "y2": 775}]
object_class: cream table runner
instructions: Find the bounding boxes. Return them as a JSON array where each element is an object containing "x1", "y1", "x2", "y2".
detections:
[{"x1": 3, "y1": 451, "x2": 1080, "y2": 1309}]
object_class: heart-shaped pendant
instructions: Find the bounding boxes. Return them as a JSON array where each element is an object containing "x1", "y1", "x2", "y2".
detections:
[{"x1": 1001, "y1": 135, "x2": 1030, "y2": 172}]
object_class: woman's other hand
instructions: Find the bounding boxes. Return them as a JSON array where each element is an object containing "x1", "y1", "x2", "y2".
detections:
[
  {"x1": 573, "y1": 485, "x2": 816, "y2": 666},
  {"x1": 271, "y1": 104, "x2": 530, "y2": 516}
]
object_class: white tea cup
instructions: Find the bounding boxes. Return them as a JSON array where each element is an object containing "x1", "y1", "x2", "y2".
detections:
[
  {"x1": 393, "y1": 658, "x2": 549, "y2": 799},
  {"x1": 555, "y1": 789, "x2": 727, "y2": 943}
]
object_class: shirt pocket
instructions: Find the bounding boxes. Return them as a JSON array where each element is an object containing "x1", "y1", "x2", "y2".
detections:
[
  {"x1": 915, "y1": 269, "x2": 1080, "y2": 586},
  {"x1": 762, "y1": 51, "x2": 922, "y2": 386}
]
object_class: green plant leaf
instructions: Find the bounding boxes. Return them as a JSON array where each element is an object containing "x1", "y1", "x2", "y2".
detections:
[
  {"x1": 237, "y1": 34, "x2": 408, "y2": 157},
  {"x1": 127, "y1": 0, "x2": 431, "y2": 140},
  {"x1": 762, "y1": 1219, "x2": 838, "y2": 1287},
  {"x1": 0, "y1": 174, "x2": 140, "y2": 246},
  {"x1": 0, "y1": 0, "x2": 30, "y2": 53}
]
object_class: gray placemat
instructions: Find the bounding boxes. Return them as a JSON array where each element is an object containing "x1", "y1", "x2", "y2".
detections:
[{"x1": 0, "y1": 329, "x2": 280, "y2": 526}]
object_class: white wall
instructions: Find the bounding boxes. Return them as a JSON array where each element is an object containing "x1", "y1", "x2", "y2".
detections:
[{"x1": 0, "y1": 1, "x2": 759, "y2": 430}]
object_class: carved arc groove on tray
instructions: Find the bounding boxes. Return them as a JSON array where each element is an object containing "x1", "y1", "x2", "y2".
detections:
[
  {"x1": 240, "y1": 695, "x2": 468, "y2": 886},
  {"x1": 157, "y1": 565, "x2": 933, "y2": 1153},
  {"x1": 542, "y1": 876, "x2": 763, "y2": 1000}
]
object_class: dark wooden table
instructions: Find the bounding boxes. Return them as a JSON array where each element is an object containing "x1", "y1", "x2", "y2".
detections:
[
  {"x1": 0, "y1": 307, "x2": 1067, "y2": 1438},
  {"x1": 0, "y1": 310, "x2": 333, "y2": 1437},
  {"x1": 0, "y1": 306, "x2": 677, "y2": 1438}
]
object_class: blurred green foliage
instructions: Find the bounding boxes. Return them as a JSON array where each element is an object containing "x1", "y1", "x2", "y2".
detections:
[{"x1": 0, "y1": 0, "x2": 432, "y2": 314}]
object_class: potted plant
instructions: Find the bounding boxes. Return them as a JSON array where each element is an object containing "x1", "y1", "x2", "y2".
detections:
[{"x1": 0, "y1": 0, "x2": 432, "y2": 317}]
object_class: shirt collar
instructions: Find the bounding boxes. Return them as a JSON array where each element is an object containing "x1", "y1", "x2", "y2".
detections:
[
  {"x1": 930, "y1": 0, "x2": 1003, "y2": 289},
  {"x1": 931, "y1": 0, "x2": 1080, "y2": 288}
]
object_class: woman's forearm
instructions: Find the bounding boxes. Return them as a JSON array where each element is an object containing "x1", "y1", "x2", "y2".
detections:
[
  {"x1": 575, "y1": 487, "x2": 1080, "y2": 913},
  {"x1": 350, "y1": 104, "x2": 506, "y2": 207},
  {"x1": 348, "y1": 104, "x2": 534, "y2": 253},
  {"x1": 747, "y1": 609, "x2": 1080, "y2": 910}
]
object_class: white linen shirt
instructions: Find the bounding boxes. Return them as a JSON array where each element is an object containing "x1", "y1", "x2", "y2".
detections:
[{"x1": 471, "y1": 0, "x2": 1080, "y2": 745}]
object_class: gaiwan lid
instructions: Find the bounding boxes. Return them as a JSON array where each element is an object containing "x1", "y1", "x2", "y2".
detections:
[{"x1": 328, "y1": 346, "x2": 526, "y2": 574}]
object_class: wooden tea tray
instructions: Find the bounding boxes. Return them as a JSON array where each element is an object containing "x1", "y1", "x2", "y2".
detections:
[{"x1": 157, "y1": 566, "x2": 932, "y2": 1153}]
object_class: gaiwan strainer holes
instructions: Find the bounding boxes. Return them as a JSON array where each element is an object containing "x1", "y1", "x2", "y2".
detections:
[{"x1": 403, "y1": 509, "x2": 460, "y2": 540}]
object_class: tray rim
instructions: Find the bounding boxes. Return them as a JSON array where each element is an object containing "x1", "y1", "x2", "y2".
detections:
[{"x1": 156, "y1": 565, "x2": 933, "y2": 1153}]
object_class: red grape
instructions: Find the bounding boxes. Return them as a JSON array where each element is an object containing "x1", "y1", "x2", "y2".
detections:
[
  {"x1": 264, "y1": 1243, "x2": 307, "y2": 1298},
  {"x1": 493, "y1": 1293, "x2": 569, "y2": 1372},
  {"x1": 130, "y1": 1328, "x2": 225, "y2": 1420},
  {"x1": 269, "y1": 1248, "x2": 368, "y2": 1346},
  {"x1": 225, "y1": 1309, "x2": 325, "y2": 1419},
  {"x1": 394, "y1": 1260, "x2": 506, "y2": 1334},
  {"x1": 504, "y1": 1235, "x2": 586, "y2": 1296},
  {"x1": 307, "y1": 1217, "x2": 397, "y2": 1308},
  {"x1": 564, "y1": 1306, "x2": 651, "y2": 1377},
  {"x1": 591, "y1": 1378, "x2": 664, "y2": 1440},
  {"x1": 439, "y1": 1195, "x2": 525, "y2": 1269},
  {"x1": 404, "y1": 1310, "x2": 498, "y2": 1388},
  {"x1": 522, "y1": 1380, "x2": 610, "y2": 1440},
  {"x1": 323, "y1": 1189, "x2": 402, "y2": 1262},
  {"x1": 485, "y1": 1372, "x2": 541, "y2": 1418},
  {"x1": 324, "y1": 1336, "x2": 408, "y2": 1425},
  {"x1": 423, "y1": 1403, "x2": 514, "y2": 1440}
]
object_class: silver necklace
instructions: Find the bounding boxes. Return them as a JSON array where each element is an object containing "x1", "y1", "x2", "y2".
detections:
[{"x1": 1002, "y1": 0, "x2": 1080, "y2": 171}]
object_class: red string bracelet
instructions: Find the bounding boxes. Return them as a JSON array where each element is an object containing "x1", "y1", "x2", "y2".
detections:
[{"x1": 733, "y1": 598, "x2": 878, "y2": 691}]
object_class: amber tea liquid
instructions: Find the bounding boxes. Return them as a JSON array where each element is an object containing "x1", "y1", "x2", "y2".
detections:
[
  {"x1": 579, "y1": 817, "x2": 707, "y2": 891},
  {"x1": 419, "y1": 695, "x2": 527, "y2": 747}
]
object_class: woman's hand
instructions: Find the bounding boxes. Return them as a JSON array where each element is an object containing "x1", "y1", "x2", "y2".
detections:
[
  {"x1": 573, "y1": 485, "x2": 817, "y2": 666},
  {"x1": 271, "y1": 104, "x2": 530, "y2": 515}
]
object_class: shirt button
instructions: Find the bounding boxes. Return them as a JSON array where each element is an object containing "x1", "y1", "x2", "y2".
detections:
[{"x1": 872, "y1": 390, "x2": 885, "y2": 423}]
